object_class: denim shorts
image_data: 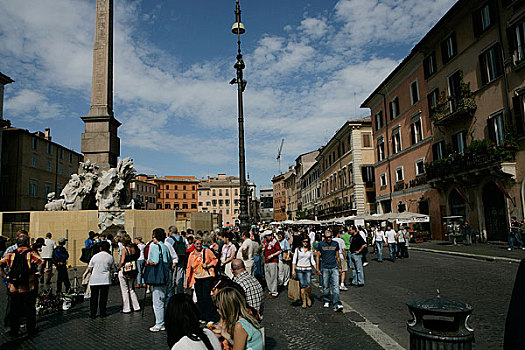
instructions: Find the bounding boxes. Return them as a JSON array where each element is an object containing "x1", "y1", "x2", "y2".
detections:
[{"x1": 295, "y1": 269, "x2": 312, "y2": 288}]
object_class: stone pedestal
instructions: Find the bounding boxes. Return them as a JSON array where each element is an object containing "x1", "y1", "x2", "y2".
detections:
[{"x1": 81, "y1": 116, "x2": 120, "y2": 169}]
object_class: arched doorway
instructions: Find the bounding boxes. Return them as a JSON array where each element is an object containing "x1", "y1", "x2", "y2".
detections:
[
  {"x1": 449, "y1": 189, "x2": 467, "y2": 217},
  {"x1": 482, "y1": 181, "x2": 508, "y2": 241}
]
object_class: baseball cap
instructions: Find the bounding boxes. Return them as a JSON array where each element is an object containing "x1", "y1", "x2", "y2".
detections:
[{"x1": 58, "y1": 237, "x2": 67, "y2": 244}]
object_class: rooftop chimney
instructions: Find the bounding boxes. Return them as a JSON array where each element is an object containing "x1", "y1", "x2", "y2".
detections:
[{"x1": 44, "y1": 127, "x2": 51, "y2": 141}]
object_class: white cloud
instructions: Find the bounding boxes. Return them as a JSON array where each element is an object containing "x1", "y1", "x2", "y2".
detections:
[
  {"x1": 298, "y1": 17, "x2": 328, "y2": 39},
  {"x1": 0, "y1": 0, "x2": 458, "y2": 188},
  {"x1": 5, "y1": 89, "x2": 65, "y2": 121},
  {"x1": 334, "y1": 0, "x2": 456, "y2": 48}
]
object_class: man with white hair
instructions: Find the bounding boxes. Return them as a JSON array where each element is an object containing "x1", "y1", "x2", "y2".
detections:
[{"x1": 164, "y1": 226, "x2": 182, "y2": 297}]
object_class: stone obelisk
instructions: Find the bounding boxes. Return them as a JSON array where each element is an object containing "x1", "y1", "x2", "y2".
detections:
[{"x1": 81, "y1": 0, "x2": 120, "y2": 169}]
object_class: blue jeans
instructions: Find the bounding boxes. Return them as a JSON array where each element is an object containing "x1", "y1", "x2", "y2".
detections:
[
  {"x1": 388, "y1": 243, "x2": 397, "y2": 261},
  {"x1": 510, "y1": 233, "x2": 524, "y2": 249},
  {"x1": 296, "y1": 269, "x2": 312, "y2": 288},
  {"x1": 375, "y1": 241, "x2": 383, "y2": 262},
  {"x1": 136, "y1": 260, "x2": 145, "y2": 285},
  {"x1": 151, "y1": 284, "x2": 167, "y2": 326},
  {"x1": 254, "y1": 255, "x2": 263, "y2": 277},
  {"x1": 350, "y1": 253, "x2": 364, "y2": 285},
  {"x1": 167, "y1": 265, "x2": 186, "y2": 301},
  {"x1": 322, "y1": 267, "x2": 341, "y2": 307}
]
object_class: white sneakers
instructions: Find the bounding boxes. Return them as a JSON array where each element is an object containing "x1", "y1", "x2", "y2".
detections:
[
  {"x1": 334, "y1": 305, "x2": 344, "y2": 312},
  {"x1": 149, "y1": 325, "x2": 165, "y2": 332},
  {"x1": 340, "y1": 284, "x2": 348, "y2": 291},
  {"x1": 363, "y1": 262, "x2": 369, "y2": 267},
  {"x1": 323, "y1": 302, "x2": 330, "y2": 308}
]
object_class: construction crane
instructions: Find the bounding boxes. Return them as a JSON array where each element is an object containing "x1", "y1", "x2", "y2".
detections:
[{"x1": 276, "y1": 138, "x2": 285, "y2": 174}]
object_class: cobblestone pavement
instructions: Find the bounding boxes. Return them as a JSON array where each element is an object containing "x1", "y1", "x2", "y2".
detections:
[
  {"x1": 0, "y1": 281, "x2": 167, "y2": 350},
  {"x1": 263, "y1": 285, "x2": 383, "y2": 350},
  {"x1": 339, "y1": 248, "x2": 519, "y2": 349},
  {"x1": 0, "y1": 271, "x2": 382, "y2": 350},
  {"x1": 1, "y1": 246, "x2": 515, "y2": 350}
]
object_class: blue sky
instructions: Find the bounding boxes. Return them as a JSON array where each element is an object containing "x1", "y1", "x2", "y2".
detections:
[{"x1": 0, "y1": 0, "x2": 456, "y2": 190}]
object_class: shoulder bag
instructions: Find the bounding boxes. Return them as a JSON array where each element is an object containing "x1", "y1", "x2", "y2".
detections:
[
  {"x1": 143, "y1": 244, "x2": 171, "y2": 285},
  {"x1": 122, "y1": 247, "x2": 139, "y2": 280}
]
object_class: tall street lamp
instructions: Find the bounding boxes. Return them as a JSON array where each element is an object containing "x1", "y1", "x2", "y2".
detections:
[{"x1": 230, "y1": 0, "x2": 250, "y2": 233}]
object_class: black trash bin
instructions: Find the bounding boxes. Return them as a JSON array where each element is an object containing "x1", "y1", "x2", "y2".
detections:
[{"x1": 407, "y1": 294, "x2": 474, "y2": 350}]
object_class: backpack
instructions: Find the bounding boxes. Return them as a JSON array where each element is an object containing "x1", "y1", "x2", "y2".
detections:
[
  {"x1": 205, "y1": 248, "x2": 222, "y2": 276},
  {"x1": 80, "y1": 242, "x2": 100, "y2": 264},
  {"x1": 9, "y1": 250, "x2": 31, "y2": 287},
  {"x1": 143, "y1": 241, "x2": 153, "y2": 263},
  {"x1": 172, "y1": 236, "x2": 187, "y2": 257}
]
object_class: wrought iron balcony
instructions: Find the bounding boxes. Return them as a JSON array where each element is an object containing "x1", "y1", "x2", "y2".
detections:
[{"x1": 426, "y1": 140, "x2": 517, "y2": 186}]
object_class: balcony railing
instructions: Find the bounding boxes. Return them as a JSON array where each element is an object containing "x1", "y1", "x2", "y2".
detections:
[
  {"x1": 431, "y1": 80, "x2": 476, "y2": 125},
  {"x1": 426, "y1": 138, "x2": 518, "y2": 182}
]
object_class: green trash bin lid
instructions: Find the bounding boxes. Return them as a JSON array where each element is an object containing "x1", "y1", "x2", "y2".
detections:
[{"x1": 407, "y1": 296, "x2": 472, "y2": 315}]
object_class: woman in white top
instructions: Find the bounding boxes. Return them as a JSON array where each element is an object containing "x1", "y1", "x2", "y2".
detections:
[
  {"x1": 292, "y1": 236, "x2": 316, "y2": 308},
  {"x1": 165, "y1": 293, "x2": 221, "y2": 350},
  {"x1": 396, "y1": 226, "x2": 408, "y2": 259},
  {"x1": 221, "y1": 232, "x2": 237, "y2": 279},
  {"x1": 87, "y1": 241, "x2": 114, "y2": 318},
  {"x1": 372, "y1": 226, "x2": 385, "y2": 262},
  {"x1": 134, "y1": 237, "x2": 146, "y2": 287},
  {"x1": 384, "y1": 226, "x2": 398, "y2": 262}
]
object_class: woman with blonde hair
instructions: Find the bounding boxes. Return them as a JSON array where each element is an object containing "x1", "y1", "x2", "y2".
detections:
[{"x1": 213, "y1": 287, "x2": 263, "y2": 350}]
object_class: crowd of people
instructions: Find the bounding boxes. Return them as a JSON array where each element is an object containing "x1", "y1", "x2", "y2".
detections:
[
  {"x1": 0, "y1": 221, "x2": 413, "y2": 348},
  {"x1": 0, "y1": 230, "x2": 72, "y2": 337}
]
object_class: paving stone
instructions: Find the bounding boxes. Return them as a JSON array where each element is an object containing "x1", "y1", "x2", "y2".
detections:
[{"x1": 0, "y1": 272, "x2": 383, "y2": 349}]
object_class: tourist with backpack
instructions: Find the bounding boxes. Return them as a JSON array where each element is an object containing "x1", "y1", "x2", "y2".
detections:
[
  {"x1": 0, "y1": 234, "x2": 43, "y2": 337},
  {"x1": 185, "y1": 236, "x2": 219, "y2": 323},
  {"x1": 165, "y1": 226, "x2": 185, "y2": 297}
]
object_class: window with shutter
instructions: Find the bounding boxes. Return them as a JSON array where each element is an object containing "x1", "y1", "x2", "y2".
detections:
[
  {"x1": 473, "y1": 2, "x2": 494, "y2": 37},
  {"x1": 513, "y1": 95, "x2": 525, "y2": 135},
  {"x1": 362, "y1": 133, "x2": 371, "y2": 148},
  {"x1": 441, "y1": 33, "x2": 457, "y2": 64},
  {"x1": 479, "y1": 44, "x2": 503, "y2": 85},
  {"x1": 452, "y1": 131, "x2": 467, "y2": 154},
  {"x1": 423, "y1": 52, "x2": 437, "y2": 79}
]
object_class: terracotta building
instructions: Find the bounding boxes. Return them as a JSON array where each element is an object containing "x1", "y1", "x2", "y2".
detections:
[
  {"x1": 142, "y1": 175, "x2": 199, "y2": 219},
  {"x1": 0, "y1": 127, "x2": 83, "y2": 211},
  {"x1": 131, "y1": 176, "x2": 157, "y2": 210},
  {"x1": 361, "y1": 52, "x2": 439, "y2": 237},
  {"x1": 272, "y1": 170, "x2": 292, "y2": 222},
  {"x1": 293, "y1": 150, "x2": 319, "y2": 219},
  {"x1": 198, "y1": 174, "x2": 257, "y2": 227},
  {"x1": 316, "y1": 117, "x2": 376, "y2": 219},
  {"x1": 362, "y1": 0, "x2": 525, "y2": 241}
]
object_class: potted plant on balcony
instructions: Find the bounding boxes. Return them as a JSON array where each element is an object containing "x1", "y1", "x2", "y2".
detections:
[
  {"x1": 493, "y1": 136, "x2": 519, "y2": 161},
  {"x1": 430, "y1": 76, "x2": 477, "y2": 122}
]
